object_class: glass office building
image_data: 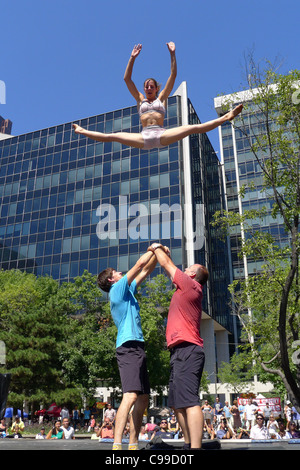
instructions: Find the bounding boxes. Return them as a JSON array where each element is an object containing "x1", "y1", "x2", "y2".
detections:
[
  {"x1": 214, "y1": 90, "x2": 289, "y2": 282},
  {"x1": 0, "y1": 81, "x2": 233, "y2": 380}
]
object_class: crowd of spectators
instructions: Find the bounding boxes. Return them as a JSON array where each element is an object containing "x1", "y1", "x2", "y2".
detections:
[{"x1": 1, "y1": 398, "x2": 300, "y2": 442}]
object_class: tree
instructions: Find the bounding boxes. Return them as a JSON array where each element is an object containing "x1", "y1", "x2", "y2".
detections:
[
  {"x1": 0, "y1": 269, "x2": 81, "y2": 413},
  {"x1": 213, "y1": 60, "x2": 300, "y2": 410}
]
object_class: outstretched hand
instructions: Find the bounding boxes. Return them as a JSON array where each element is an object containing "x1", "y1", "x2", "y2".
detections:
[
  {"x1": 131, "y1": 44, "x2": 142, "y2": 58},
  {"x1": 166, "y1": 42, "x2": 175, "y2": 53}
]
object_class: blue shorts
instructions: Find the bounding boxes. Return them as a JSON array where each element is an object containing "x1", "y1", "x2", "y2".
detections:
[{"x1": 141, "y1": 125, "x2": 166, "y2": 150}]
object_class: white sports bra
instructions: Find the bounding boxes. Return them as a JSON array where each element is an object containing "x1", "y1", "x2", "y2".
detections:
[{"x1": 138, "y1": 98, "x2": 166, "y2": 117}]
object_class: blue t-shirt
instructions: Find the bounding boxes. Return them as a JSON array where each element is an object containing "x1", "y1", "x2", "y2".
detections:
[{"x1": 109, "y1": 274, "x2": 144, "y2": 348}]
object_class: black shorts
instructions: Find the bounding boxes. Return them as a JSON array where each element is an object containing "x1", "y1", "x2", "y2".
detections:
[
  {"x1": 168, "y1": 342, "x2": 205, "y2": 410},
  {"x1": 116, "y1": 341, "x2": 150, "y2": 395}
]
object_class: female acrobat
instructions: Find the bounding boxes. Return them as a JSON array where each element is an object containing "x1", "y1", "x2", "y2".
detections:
[{"x1": 72, "y1": 42, "x2": 243, "y2": 149}]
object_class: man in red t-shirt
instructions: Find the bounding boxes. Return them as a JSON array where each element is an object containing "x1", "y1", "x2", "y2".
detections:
[{"x1": 148, "y1": 243, "x2": 208, "y2": 450}]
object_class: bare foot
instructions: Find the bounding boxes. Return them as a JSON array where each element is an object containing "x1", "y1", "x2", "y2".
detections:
[
  {"x1": 72, "y1": 123, "x2": 84, "y2": 134},
  {"x1": 227, "y1": 103, "x2": 243, "y2": 121}
]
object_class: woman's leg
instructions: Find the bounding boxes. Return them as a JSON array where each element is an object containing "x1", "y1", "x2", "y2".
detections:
[
  {"x1": 72, "y1": 124, "x2": 144, "y2": 149},
  {"x1": 160, "y1": 103, "x2": 243, "y2": 147}
]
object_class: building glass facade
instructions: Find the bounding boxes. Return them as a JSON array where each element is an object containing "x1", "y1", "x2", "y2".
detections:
[
  {"x1": 0, "y1": 83, "x2": 234, "y2": 347},
  {"x1": 215, "y1": 94, "x2": 289, "y2": 282},
  {"x1": 0, "y1": 96, "x2": 184, "y2": 284}
]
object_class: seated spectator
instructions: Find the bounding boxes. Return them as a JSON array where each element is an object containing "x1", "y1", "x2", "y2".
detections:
[
  {"x1": 250, "y1": 414, "x2": 271, "y2": 439},
  {"x1": 205, "y1": 422, "x2": 217, "y2": 440},
  {"x1": 216, "y1": 418, "x2": 235, "y2": 439},
  {"x1": 152, "y1": 419, "x2": 174, "y2": 439},
  {"x1": 11, "y1": 415, "x2": 25, "y2": 435},
  {"x1": 99, "y1": 418, "x2": 114, "y2": 439},
  {"x1": 168, "y1": 413, "x2": 179, "y2": 435},
  {"x1": 35, "y1": 426, "x2": 46, "y2": 439},
  {"x1": 5, "y1": 424, "x2": 23, "y2": 439},
  {"x1": 236, "y1": 427, "x2": 250, "y2": 439},
  {"x1": 46, "y1": 420, "x2": 64, "y2": 439},
  {"x1": 61, "y1": 417, "x2": 75, "y2": 439},
  {"x1": 267, "y1": 413, "x2": 279, "y2": 437},
  {"x1": 286, "y1": 421, "x2": 300, "y2": 439},
  {"x1": 0, "y1": 418, "x2": 7, "y2": 436},
  {"x1": 90, "y1": 424, "x2": 100, "y2": 440},
  {"x1": 145, "y1": 421, "x2": 159, "y2": 439},
  {"x1": 138, "y1": 425, "x2": 149, "y2": 441},
  {"x1": 275, "y1": 419, "x2": 289, "y2": 439}
]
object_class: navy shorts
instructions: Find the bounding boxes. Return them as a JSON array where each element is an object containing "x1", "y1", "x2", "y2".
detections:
[
  {"x1": 168, "y1": 342, "x2": 205, "y2": 410},
  {"x1": 116, "y1": 341, "x2": 150, "y2": 395}
]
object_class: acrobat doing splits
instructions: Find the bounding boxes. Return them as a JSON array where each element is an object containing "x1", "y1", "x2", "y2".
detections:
[{"x1": 72, "y1": 42, "x2": 243, "y2": 150}]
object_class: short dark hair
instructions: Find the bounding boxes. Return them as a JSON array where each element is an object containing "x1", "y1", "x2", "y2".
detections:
[
  {"x1": 194, "y1": 266, "x2": 209, "y2": 286},
  {"x1": 97, "y1": 267, "x2": 114, "y2": 292}
]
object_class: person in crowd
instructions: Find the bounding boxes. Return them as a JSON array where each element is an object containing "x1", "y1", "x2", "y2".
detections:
[
  {"x1": 291, "y1": 405, "x2": 300, "y2": 428},
  {"x1": 10, "y1": 415, "x2": 25, "y2": 436},
  {"x1": 84, "y1": 406, "x2": 91, "y2": 428},
  {"x1": 238, "y1": 400, "x2": 246, "y2": 428},
  {"x1": 99, "y1": 417, "x2": 115, "y2": 439},
  {"x1": 244, "y1": 399, "x2": 258, "y2": 430},
  {"x1": 236, "y1": 427, "x2": 250, "y2": 439},
  {"x1": 46, "y1": 420, "x2": 64, "y2": 439},
  {"x1": 230, "y1": 399, "x2": 242, "y2": 430},
  {"x1": 0, "y1": 418, "x2": 7, "y2": 436},
  {"x1": 88, "y1": 414, "x2": 96, "y2": 433},
  {"x1": 275, "y1": 418, "x2": 289, "y2": 439},
  {"x1": 223, "y1": 401, "x2": 232, "y2": 426},
  {"x1": 138, "y1": 425, "x2": 149, "y2": 441},
  {"x1": 214, "y1": 397, "x2": 224, "y2": 424},
  {"x1": 168, "y1": 413, "x2": 180, "y2": 436},
  {"x1": 284, "y1": 401, "x2": 292, "y2": 428},
  {"x1": 104, "y1": 403, "x2": 116, "y2": 424},
  {"x1": 61, "y1": 417, "x2": 75, "y2": 439},
  {"x1": 35, "y1": 426, "x2": 46, "y2": 439},
  {"x1": 60, "y1": 405, "x2": 69, "y2": 421},
  {"x1": 201, "y1": 400, "x2": 213, "y2": 426},
  {"x1": 216, "y1": 418, "x2": 235, "y2": 440},
  {"x1": 72, "y1": 405, "x2": 80, "y2": 430},
  {"x1": 90, "y1": 424, "x2": 100, "y2": 440},
  {"x1": 266, "y1": 413, "x2": 279, "y2": 437},
  {"x1": 262, "y1": 401, "x2": 272, "y2": 426},
  {"x1": 286, "y1": 421, "x2": 300, "y2": 439},
  {"x1": 151, "y1": 419, "x2": 174, "y2": 439},
  {"x1": 250, "y1": 413, "x2": 271, "y2": 439}
]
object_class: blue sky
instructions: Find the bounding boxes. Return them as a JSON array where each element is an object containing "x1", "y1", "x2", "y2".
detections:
[{"x1": 1, "y1": 0, "x2": 299, "y2": 154}]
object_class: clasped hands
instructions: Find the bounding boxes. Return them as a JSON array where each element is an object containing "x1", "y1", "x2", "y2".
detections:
[{"x1": 147, "y1": 243, "x2": 170, "y2": 256}]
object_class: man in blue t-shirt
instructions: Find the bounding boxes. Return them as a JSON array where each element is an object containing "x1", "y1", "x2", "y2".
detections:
[{"x1": 97, "y1": 249, "x2": 157, "y2": 450}]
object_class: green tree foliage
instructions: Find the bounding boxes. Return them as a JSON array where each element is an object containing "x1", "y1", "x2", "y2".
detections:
[
  {"x1": 0, "y1": 268, "x2": 176, "y2": 409},
  {"x1": 213, "y1": 60, "x2": 300, "y2": 409},
  {"x1": 0, "y1": 269, "x2": 80, "y2": 408}
]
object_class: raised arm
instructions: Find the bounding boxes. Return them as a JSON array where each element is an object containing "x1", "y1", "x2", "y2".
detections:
[
  {"x1": 124, "y1": 44, "x2": 144, "y2": 103},
  {"x1": 135, "y1": 251, "x2": 158, "y2": 287},
  {"x1": 126, "y1": 250, "x2": 156, "y2": 287},
  {"x1": 158, "y1": 42, "x2": 177, "y2": 103},
  {"x1": 148, "y1": 243, "x2": 177, "y2": 281}
]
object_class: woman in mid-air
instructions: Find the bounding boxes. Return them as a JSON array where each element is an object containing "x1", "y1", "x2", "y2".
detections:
[{"x1": 72, "y1": 42, "x2": 243, "y2": 149}]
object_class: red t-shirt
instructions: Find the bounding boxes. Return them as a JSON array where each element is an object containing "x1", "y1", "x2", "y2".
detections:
[{"x1": 166, "y1": 268, "x2": 203, "y2": 349}]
